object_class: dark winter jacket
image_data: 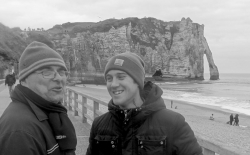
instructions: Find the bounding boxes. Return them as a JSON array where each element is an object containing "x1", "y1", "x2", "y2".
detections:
[
  {"x1": 86, "y1": 81, "x2": 203, "y2": 155},
  {"x1": 0, "y1": 86, "x2": 74, "y2": 155},
  {"x1": 5, "y1": 74, "x2": 16, "y2": 86}
]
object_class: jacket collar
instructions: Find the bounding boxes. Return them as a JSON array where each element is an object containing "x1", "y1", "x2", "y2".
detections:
[{"x1": 27, "y1": 99, "x2": 48, "y2": 121}]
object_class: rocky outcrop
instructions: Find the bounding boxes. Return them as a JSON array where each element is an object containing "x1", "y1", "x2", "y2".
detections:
[
  {"x1": 66, "y1": 17, "x2": 219, "y2": 80},
  {"x1": 202, "y1": 37, "x2": 219, "y2": 80}
]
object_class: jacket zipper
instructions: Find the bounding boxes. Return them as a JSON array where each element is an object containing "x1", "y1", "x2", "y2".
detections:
[{"x1": 124, "y1": 110, "x2": 128, "y2": 124}]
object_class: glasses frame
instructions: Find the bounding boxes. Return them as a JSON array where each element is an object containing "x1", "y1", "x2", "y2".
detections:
[{"x1": 35, "y1": 70, "x2": 69, "y2": 79}]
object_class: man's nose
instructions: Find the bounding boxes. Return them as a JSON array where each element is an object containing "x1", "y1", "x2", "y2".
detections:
[
  {"x1": 111, "y1": 78, "x2": 119, "y2": 87},
  {"x1": 53, "y1": 72, "x2": 64, "y2": 81}
]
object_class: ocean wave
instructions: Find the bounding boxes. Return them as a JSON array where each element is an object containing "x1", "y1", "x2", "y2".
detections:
[
  {"x1": 221, "y1": 105, "x2": 250, "y2": 116},
  {"x1": 161, "y1": 89, "x2": 250, "y2": 116}
]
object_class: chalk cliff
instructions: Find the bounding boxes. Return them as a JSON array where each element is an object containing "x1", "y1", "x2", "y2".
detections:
[
  {"x1": 0, "y1": 17, "x2": 219, "y2": 80},
  {"x1": 66, "y1": 17, "x2": 219, "y2": 80}
]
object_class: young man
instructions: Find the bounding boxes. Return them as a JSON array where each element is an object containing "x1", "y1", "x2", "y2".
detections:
[
  {"x1": 0, "y1": 41, "x2": 77, "y2": 155},
  {"x1": 5, "y1": 71, "x2": 16, "y2": 95},
  {"x1": 86, "y1": 52, "x2": 203, "y2": 155}
]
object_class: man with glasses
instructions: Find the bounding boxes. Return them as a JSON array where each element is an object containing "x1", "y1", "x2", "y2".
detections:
[{"x1": 0, "y1": 41, "x2": 77, "y2": 155}]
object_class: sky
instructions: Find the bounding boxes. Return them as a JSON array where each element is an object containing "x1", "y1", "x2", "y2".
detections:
[{"x1": 1, "y1": 0, "x2": 250, "y2": 73}]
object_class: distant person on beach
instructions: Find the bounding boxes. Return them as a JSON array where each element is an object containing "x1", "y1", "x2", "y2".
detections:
[
  {"x1": 233, "y1": 114, "x2": 239, "y2": 126},
  {"x1": 230, "y1": 114, "x2": 234, "y2": 125},
  {"x1": 0, "y1": 41, "x2": 77, "y2": 155},
  {"x1": 209, "y1": 114, "x2": 214, "y2": 120},
  {"x1": 86, "y1": 52, "x2": 203, "y2": 155},
  {"x1": 5, "y1": 71, "x2": 16, "y2": 95}
]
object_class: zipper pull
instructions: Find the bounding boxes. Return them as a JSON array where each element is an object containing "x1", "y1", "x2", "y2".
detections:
[{"x1": 124, "y1": 110, "x2": 128, "y2": 119}]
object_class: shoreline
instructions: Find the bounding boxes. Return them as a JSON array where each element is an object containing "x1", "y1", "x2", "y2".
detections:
[
  {"x1": 164, "y1": 98, "x2": 250, "y2": 121},
  {"x1": 163, "y1": 98, "x2": 250, "y2": 129}
]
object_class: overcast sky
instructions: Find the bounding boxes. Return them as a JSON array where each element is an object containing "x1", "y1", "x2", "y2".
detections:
[{"x1": 1, "y1": 0, "x2": 249, "y2": 73}]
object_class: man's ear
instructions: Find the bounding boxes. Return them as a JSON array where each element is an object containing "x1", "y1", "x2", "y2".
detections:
[{"x1": 20, "y1": 78, "x2": 27, "y2": 87}]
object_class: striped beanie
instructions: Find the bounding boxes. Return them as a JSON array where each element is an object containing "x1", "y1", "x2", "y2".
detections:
[
  {"x1": 18, "y1": 41, "x2": 67, "y2": 81},
  {"x1": 104, "y1": 52, "x2": 145, "y2": 89}
]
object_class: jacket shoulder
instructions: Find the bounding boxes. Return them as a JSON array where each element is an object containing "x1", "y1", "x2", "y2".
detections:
[
  {"x1": 152, "y1": 108, "x2": 185, "y2": 124},
  {"x1": 0, "y1": 102, "x2": 45, "y2": 137}
]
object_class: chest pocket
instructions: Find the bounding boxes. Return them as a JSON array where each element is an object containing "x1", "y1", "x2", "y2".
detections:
[
  {"x1": 94, "y1": 135, "x2": 120, "y2": 155},
  {"x1": 136, "y1": 136, "x2": 167, "y2": 155}
]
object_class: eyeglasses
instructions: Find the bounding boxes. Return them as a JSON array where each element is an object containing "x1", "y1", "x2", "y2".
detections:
[{"x1": 36, "y1": 70, "x2": 69, "y2": 79}]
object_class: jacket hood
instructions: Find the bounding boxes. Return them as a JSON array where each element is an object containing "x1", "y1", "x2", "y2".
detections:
[
  {"x1": 108, "y1": 81, "x2": 166, "y2": 123},
  {"x1": 142, "y1": 81, "x2": 164, "y2": 107}
]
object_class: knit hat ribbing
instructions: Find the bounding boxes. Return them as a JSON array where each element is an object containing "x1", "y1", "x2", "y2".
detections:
[
  {"x1": 104, "y1": 52, "x2": 145, "y2": 89},
  {"x1": 18, "y1": 41, "x2": 67, "y2": 81}
]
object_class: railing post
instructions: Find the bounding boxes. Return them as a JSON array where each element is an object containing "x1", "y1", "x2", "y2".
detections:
[
  {"x1": 74, "y1": 92, "x2": 78, "y2": 116},
  {"x1": 93, "y1": 101, "x2": 99, "y2": 119},
  {"x1": 202, "y1": 148, "x2": 215, "y2": 155},
  {"x1": 81, "y1": 96, "x2": 87, "y2": 123},
  {"x1": 69, "y1": 90, "x2": 72, "y2": 111}
]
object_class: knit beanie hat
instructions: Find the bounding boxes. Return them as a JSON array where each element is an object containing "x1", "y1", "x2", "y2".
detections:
[
  {"x1": 18, "y1": 41, "x2": 67, "y2": 81},
  {"x1": 104, "y1": 52, "x2": 145, "y2": 89}
]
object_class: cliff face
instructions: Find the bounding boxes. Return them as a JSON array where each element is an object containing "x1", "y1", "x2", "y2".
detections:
[
  {"x1": 0, "y1": 17, "x2": 219, "y2": 80},
  {"x1": 68, "y1": 17, "x2": 219, "y2": 80}
]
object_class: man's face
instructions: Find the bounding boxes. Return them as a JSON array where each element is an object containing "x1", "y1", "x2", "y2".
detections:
[
  {"x1": 22, "y1": 66, "x2": 67, "y2": 103},
  {"x1": 106, "y1": 70, "x2": 140, "y2": 109}
]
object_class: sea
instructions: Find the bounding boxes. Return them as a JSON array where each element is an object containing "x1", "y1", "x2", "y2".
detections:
[{"x1": 157, "y1": 73, "x2": 250, "y2": 116}]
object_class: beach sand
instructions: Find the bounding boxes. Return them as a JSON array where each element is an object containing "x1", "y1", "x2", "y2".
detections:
[{"x1": 69, "y1": 84, "x2": 250, "y2": 154}]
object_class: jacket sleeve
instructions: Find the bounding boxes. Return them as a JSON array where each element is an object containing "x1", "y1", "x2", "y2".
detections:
[
  {"x1": 173, "y1": 114, "x2": 203, "y2": 155},
  {"x1": 0, "y1": 131, "x2": 46, "y2": 155},
  {"x1": 86, "y1": 118, "x2": 98, "y2": 155}
]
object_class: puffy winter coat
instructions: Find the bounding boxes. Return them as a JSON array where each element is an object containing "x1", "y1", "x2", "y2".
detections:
[{"x1": 86, "y1": 81, "x2": 203, "y2": 155}]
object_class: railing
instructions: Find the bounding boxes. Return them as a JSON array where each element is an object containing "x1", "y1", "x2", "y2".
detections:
[
  {"x1": 64, "y1": 87, "x2": 241, "y2": 155},
  {"x1": 64, "y1": 87, "x2": 108, "y2": 124}
]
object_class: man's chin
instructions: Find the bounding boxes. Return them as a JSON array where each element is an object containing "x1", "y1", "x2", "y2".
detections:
[
  {"x1": 48, "y1": 96, "x2": 63, "y2": 104},
  {"x1": 113, "y1": 99, "x2": 122, "y2": 106}
]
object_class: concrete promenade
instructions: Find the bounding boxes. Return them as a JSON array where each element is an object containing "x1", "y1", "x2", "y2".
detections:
[{"x1": 0, "y1": 83, "x2": 91, "y2": 155}]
